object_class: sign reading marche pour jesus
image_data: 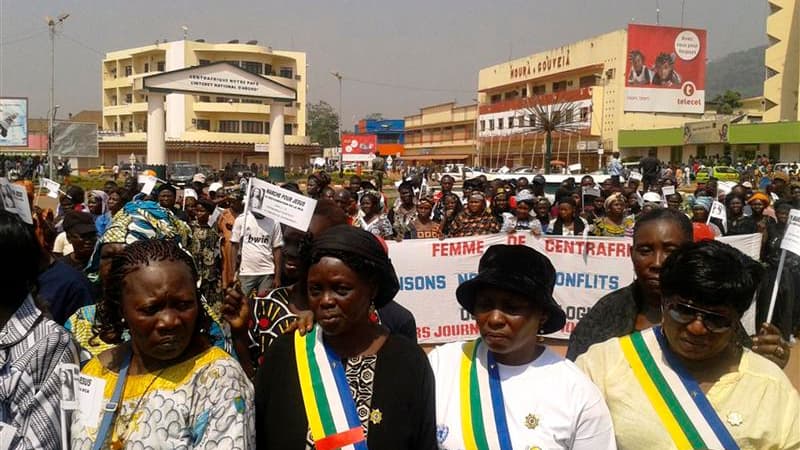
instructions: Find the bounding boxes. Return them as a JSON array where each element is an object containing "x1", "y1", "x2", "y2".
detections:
[
  {"x1": 386, "y1": 233, "x2": 761, "y2": 344},
  {"x1": 247, "y1": 177, "x2": 317, "y2": 231}
]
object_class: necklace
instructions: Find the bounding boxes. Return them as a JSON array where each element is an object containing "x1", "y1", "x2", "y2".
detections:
[{"x1": 108, "y1": 366, "x2": 167, "y2": 450}]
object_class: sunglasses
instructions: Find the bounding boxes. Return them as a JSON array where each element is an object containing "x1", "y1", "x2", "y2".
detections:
[{"x1": 664, "y1": 301, "x2": 734, "y2": 333}]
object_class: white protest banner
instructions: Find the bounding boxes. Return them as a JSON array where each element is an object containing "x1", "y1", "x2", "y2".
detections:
[
  {"x1": 140, "y1": 176, "x2": 157, "y2": 195},
  {"x1": 247, "y1": 177, "x2": 317, "y2": 231},
  {"x1": 387, "y1": 233, "x2": 762, "y2": 344},
  {"x1": 42, "y1": 177, "x2": 61, "y2": 199},
  {"x1": 0, "y1": 178, "x2": 32, "y2": 224},
  {"x1": 661, "y1": 185, "x2": 676, "y2": 196}
]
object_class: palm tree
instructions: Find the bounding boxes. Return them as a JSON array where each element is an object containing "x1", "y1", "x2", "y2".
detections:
[{"x1": 519, "y1": 99, "x2": 585, "y2": 173}]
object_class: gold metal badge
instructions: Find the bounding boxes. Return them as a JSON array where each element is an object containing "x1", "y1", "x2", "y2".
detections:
[
  {"x1": 369, "y1": 408, "x2": 383, "y2": 425},
  {"x1": 525, "y1": 413, "x2": 539, "y2": 429}
]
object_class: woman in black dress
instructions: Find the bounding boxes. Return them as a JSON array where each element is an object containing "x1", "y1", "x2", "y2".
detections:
[{"x1": 255, "y1": 225, "x2": 436, "y2": 450}]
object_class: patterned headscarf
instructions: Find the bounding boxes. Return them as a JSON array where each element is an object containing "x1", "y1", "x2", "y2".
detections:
[
  {"x1": 90, "y1": 190, "x2": 109, "y2": 215},
  {"x1": 692, "y1": 196, "x2": 713, "y2": 212},
  {"x1": 87, "y1": 200, "x2": 191, "y2": 273}
]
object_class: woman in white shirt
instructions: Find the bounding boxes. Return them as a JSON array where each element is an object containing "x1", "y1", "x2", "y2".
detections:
[{"x1": 428, "y1": 245, "x2": 616, "y2": 449}]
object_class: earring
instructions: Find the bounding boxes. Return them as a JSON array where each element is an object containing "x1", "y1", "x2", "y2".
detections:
[{"x1": 369, "y1": 302, "x2": 379, "y2": 324}]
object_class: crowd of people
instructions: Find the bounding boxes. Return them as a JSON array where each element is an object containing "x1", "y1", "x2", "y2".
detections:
[{"x1": 0, "y1": 162, "x2": 798, "y2": 449}]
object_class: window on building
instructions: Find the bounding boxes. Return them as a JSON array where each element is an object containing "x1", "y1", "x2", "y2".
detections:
[
  {"x1": 216, "y1": 97, "x2": 239, "y2": 103},
  {"x1": 580, "y1": 107, "x2": 589, "y2": 121},
  {"x1": 697, "y1": 145, "x2": 706, "y2": 158},
  {"x1": 670, "y1": 146, "x2": 683, "y2": 163},
  {"x1": 529, "y1": 114, "x2": 536, "y2": 128},
  {"x1": 219, "y1": 120, "x2": 239, "y2": 133},
  {"x1": 241, "y1": 61, "x2": 263, "y2": 74},
  {"x1": 565, "y1": 110, "x2": 573, "y2": 123},
  {"x1": 242, "y1": 120, "x2": 264, "y2": 134},
  {"x1": 284, "y1": 123, "x2": 293, "y2": 135},
  {"x1": 124, "y1": 65, "x2": 132, "y2": 77},
  {"x1": 128, "y1": 121, "x2": 133, "y2": 132},
  {"x1": 199, "y1": 59, "x2": 211, "y2": 66},
  {"x1": 480, "y1": 120, "x2": 486, "y2": 131},
  {"x1": 518, "y1": 116, "x2": 526, "y2": 128},
  {"x1": 264, "y1": 64, "x2": 273, "y2": 75},
  {"x1": 533, "y1": 85, "x2": 546, "y2": 95},
  {"x1": 157, "y1": 61, "x2": 166, "y2": 71},
  {"x1": 113, "y1": 121, "x2": 118, "y2": 132},
  {"x1": 195, "y1": 119, "x2": 210, "y2": 131},
  {"x1": 507, "y1": 117, "x2": 514, "y2": 128},
  {"x1": 769, "y1": 143, "x2": 780, "y2": 161},
  {"x1": 109, "y1": 67, "x2": 117, "y2": 79},
  {"x1": 552, "y1": 111, "x2": 562, "y2": 123},
  {"x1": 489, "y1": 119, "x2": 495, "y2": 130},
  {"x1": 125, "y1": 93, "x2": 132, "y2": 104},
  {"x1": 579, "y1": 75, "x2": 597, "y2": 88},
  {"x1": 198, "y1": 96, "x2": 210, "y2": 102},
  {"x1": 144, "y1": 63, "x2": 149, "y2": 72},
  {"x1": 241, "y1": 98, "x2": 263, "y2": 104},
  {"x1": 264, "y1": 123, "x2": 270, "y2": 134},
  {"x1": 552, "y1": 80, "x2": 567, "y2": 92},
  {"x1": 279, "y1": 67, "x2": 293, "y2": 78},
  {"x1": 498, "y1": 119, "x2": 504, "y2": 130},
  {"x1": 111, "y1": 95, "x2": 117, "y2": 106},
  {"x1": 521, "y1": 88, "x2": 527, "y2": 98},
  {"x1": 490, "y1": 94, "x2": 502, "y2": 104}
]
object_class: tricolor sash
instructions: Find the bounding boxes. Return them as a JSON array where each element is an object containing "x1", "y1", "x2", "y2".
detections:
[
  {"x1": 295, "y1": 326, "x2": 367, "y2": 450},
  {"x1": 619, "y1": 326, "x2": 740, "y2": 450},
  {"x1": 459, "y1": 339, "x2": 513, "y2": 450}
]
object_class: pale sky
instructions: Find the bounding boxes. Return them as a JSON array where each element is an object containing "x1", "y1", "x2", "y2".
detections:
[{"x1": 0, "y1": 0, "x2": 766, "y2": 129}]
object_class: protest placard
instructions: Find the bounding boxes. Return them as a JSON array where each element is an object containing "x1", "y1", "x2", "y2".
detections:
[
  {"x1": 41, "y1": 178, "x2": 61, "y2": 199},
  {"x1": 140, "y1": 176, "x2": 157, "y2": 195},
  {"x1": 661, "y1": 185, "x2": 676, "y2": 196},
  {"x1": 0, "y1": 178, "x2": 32, "y2": 224},
  {"x1": 386, "y1": 233, "x2": 761, "y2": 344},
  {"x1": 247, "y1": 177, "x2": 317, "y2": 231},
  {"x1": 767, "y1": 209, "x2": 800, "y2": 322}
]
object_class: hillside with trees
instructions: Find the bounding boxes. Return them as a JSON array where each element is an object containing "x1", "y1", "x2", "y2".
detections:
[{"x1": 706, "y1": 45, "x2": 766, "y2": 99}]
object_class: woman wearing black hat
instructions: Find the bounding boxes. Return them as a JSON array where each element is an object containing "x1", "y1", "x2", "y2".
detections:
[
  {"x1": 255, "y1": 225, "x2": 436, "y2": 449},
  {"x1": 428, "y1": 245, "x2": 616, "y2": 449}
]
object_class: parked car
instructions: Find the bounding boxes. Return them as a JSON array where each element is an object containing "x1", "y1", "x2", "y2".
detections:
[
  {"x1": 168, "y1": 162, "x2": 199, "y2": 187},
  {"x1": 695, "y1": 166, "x2": 741, "y2": 183}
]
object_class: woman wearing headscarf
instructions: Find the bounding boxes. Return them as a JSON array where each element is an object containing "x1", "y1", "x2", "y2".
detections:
[
  {"x1": 429, "y1": 245, "x2": 616, "y2": 449},
  {"x1": 500, "y1": 190, "x2": 543, "y2": 236},
  {"x1": 388, "y1": 182, "x2": 417, "y2": 239},
  {"x1": 594, "y1": 192, "x2": 635, "y2": 237},
  {"x1": 88, "y1": 189, "x2": 112, "y2": 236},
  {"x1": 307, "y1": 171, "x2": 331, "y2": 200},
  {"x1": 690, "y1": 196, "x2": 722, "y2": 238},
  {"x1": 747, "y1": 192, "x2": 776, "y2": 252},
  {"x1": 255, "y1": 225, "x2": 437, "y2": 449},
  {"x1": 448, "y1": 191, "x2": 500, "y2": 238},
  {"x1": 70, "y1": 239, "x2": 255, "y2": 449},
  {"x1": 576, "y1": 240, "x2": 800, "y2": 449},
  {"x1": 438, "y1": 192, "x2": 463, "y2": 237},
  {"x1": 408, "y1": 195, "x2": 440, "y2": 239},
  {"x1": 355, "y1": 190, "x2": 393, "y2": 238}
]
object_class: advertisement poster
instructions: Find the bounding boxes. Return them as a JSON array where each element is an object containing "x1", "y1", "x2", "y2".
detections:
[
  {"x1": 624, "y1": 24, "x2": 707, "y2": 114},
  {"x1": 341, "y1": 134, "x2": 377, "y2": 162},
  {"x1": 683, "y1": 118, "x2": 730, "y2": 144},
  {"x1": 0, "y1": 98, "x2": 28, "y2": 147}
]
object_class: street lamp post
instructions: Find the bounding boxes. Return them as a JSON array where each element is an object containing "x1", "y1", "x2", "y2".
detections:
[
  {"x1": 331, "y1": 71, "x2": 343, "y2": 176},
  {"x1": 46, "y1": 13, "x2": 69, "y2": 180}
]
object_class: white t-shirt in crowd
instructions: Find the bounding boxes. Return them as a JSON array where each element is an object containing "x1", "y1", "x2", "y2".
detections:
[
  {"x1": 52, "y1": 231, "x2": 73, "y2": 256},
  {"x1": 230, "y1": 212, "x2": 283, "y2": 276},
  {"x1": 428, "y1": 341, "x2": 616, "y2": 450}
]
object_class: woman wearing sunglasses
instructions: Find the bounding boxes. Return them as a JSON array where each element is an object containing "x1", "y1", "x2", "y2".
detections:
[{"x1": 576, "y1": 240, "x2": 800, "y2": 449}]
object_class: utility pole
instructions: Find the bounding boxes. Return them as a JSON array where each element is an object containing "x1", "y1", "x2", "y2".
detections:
[
  {"x1": 331, "y1": 71, "x2": 343, "y2": 176},
  {"x1": 655, "y1": 0, "x2": 661, "y2": 24},
  {"x1": 46, "y1": 13, "x2": 69, "y2": 179}
]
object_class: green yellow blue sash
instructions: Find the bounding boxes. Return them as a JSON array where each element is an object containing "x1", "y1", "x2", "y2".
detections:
[
  {"x1": 620, "y1": 326, "x2": 739, "y2": 450},
  {"x1": 459, "y1": 339, "x2": 513, "y2": 450},
  {"x1": 295, "y1": 326, "x2": 367, "y2": 450}
]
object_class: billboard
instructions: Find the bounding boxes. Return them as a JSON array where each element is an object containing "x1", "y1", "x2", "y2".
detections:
[
  {"x1": 683, "y1": 118, "x2": 731, "y2": 144},
  {"x1": 624, "y1": 24, "x2": 707, "y2": 114},
  {"x1": 0, "y1": 98, "x2": 28, "y2": 147},
  {"x1": 52, "y1": 122, "x2": 99, "y2": 157},
  {"x1": 341, "y1": 134, "x2": 377, "y2": 162}
]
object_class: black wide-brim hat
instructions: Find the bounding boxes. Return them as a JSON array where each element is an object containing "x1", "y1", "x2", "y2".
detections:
[{"x1": 456, "y1": 244, "x2": 567, "y2": 334}]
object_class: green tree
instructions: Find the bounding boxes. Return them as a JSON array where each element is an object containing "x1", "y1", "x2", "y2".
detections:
[
  {"x1": 521, "y1": 99, "x2": 584, "y2": 174},
  {"x1": 307, "y1": 101, "x2": 341, "y2": 147},
  {"x1": 364, "y1": 112, "x2": 384, "y2": 120},
  {"x1": 712, "y1": 90, "x2": 743, "y2": 115}
]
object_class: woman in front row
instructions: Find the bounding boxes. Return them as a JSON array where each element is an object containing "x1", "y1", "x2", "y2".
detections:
[
  {"x1": 428, "y1": 245, "x2": 616, "y2": 449},
  {"x1": 71, "y1": 239, "x2": 254, "y2": 448},
  {"x1": 256, "y1": 225, "x2": 436, "y2": 449},
  {"x1": 577, "y1": 240, "x2": 800, "y2": 449}
]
